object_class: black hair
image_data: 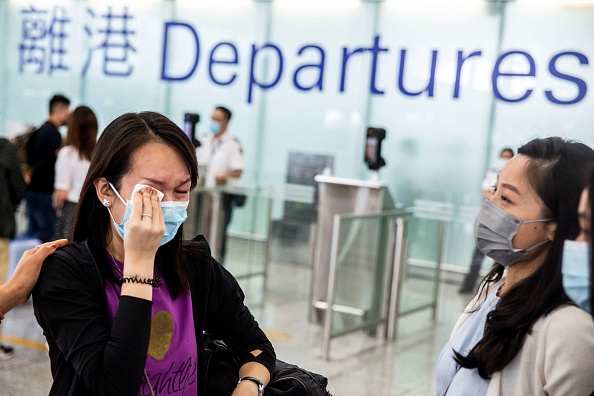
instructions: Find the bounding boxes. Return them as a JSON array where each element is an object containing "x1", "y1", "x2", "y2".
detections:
[
  {"x1": 456, "y1": 137, "x2": 594, "y2": 378},
  {"x1": 49, "y1": 94, "x2": 70, "y2": 114},
  {"x1": 215, "y1": 106, "x2": 232, "y2": 122},
  {"x1": 73, "y1": 112, "x2": 198, "y2": 298}
]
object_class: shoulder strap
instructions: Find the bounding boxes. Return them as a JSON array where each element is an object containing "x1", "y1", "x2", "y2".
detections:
[
  {"x1": 83, "y1": 240, "x2": 104, "y2": 285},
  {"x1": 189, "y1": 234, "x2": 212, "y2": 256},
  {"x1": 185, "y1": 233, "x2": 213, "y2": 321}
]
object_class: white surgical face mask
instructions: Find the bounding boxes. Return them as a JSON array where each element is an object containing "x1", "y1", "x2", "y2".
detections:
[
  {"x1": 562, "y1": 239, "x2": 591, "y2": 313},
  {"x1": 496, "y1": 158, "x2": 510, "y2": 171},
  {"x1": 107, "y1": 183, "x2": 189, "y2": 246}
]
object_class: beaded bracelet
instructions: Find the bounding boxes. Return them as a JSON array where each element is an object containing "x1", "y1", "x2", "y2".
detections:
[{"x1": 120, "y1": 276, "x2": 161, "y2": 288}]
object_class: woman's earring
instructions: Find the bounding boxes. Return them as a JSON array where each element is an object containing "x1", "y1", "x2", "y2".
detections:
[{"x1": 103, "y1": 198, "x2": 110, "y2": 207}]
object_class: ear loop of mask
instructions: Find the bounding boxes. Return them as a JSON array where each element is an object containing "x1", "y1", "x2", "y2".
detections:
[
  {"x1": 513, "y1": 238, "x2": 551, "y2": 253},
  {"x1": 513, "y1": 217, "x2": 555, "y2": 253},
  {"x1": 107, "y1": 182, "x2": 127, "y2": 226}
]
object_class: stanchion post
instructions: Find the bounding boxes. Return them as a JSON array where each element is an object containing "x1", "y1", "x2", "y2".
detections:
[
  {"x1": 432, "y1": 220, "x2": 446, "y2": 321},
  {"x1": 386, "y1": 216, "x2": 407, "y2": 341},
  {"x1": 321, "y1": 214, "x2": 342, "y2": 361}
]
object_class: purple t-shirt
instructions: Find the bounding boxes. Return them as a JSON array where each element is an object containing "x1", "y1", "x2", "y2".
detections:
[{"x1": 105, "y1": 253, "x2": 198, "y2": 395}]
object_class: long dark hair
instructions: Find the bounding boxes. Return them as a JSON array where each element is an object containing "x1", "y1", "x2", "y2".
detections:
[
  {"x1": 64, "y1": 105, "x2": 98, "y2": 161},
  {"x1": 456, "y1": 137, "x2": 594, "y2": 378},
  {"x1": 73, "y1": 112, "x2": 198, "y2": 298}
]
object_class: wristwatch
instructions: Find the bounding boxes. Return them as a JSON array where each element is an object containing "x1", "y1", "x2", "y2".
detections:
[{"x1": 237, "y1": 376, "x2": 264, "y2": 396}]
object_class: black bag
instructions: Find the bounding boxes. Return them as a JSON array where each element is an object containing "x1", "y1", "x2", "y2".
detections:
[
  {"x1": 268, "y1": 360, "x2": 332, "y2": 396},
  {"x1": 204, "y1": 335, "x2": 332, "y2": 396},
  {"x1": 204, "y1": 337, "x2": 240, "y2": 395}
]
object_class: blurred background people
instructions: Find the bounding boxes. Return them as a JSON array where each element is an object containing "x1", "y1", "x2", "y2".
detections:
[
  {"x1": 26, "y1": 94, "x2": 71, "y2": 243},
  {"x1": 196, "y1": 106, "x2": 245, "y2": 262},
  {"x1": 0, "y1": 136, "x2": 26, "y2": 360},
  {"x1": 53, "y1": 106, "x2": 98, "y2": 240},
  {"x1": 459, "y1": 147, "x2": 514, "y2": 294}
]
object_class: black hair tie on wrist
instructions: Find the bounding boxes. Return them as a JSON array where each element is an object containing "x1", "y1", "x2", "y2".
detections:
[{"x1": 119, "y1": 276, "x2": 161, "y2": 288}]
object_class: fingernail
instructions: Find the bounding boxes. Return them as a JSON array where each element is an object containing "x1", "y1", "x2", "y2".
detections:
[{"x1": 50, "y1": 244, "x2": 57, "y2": 248}]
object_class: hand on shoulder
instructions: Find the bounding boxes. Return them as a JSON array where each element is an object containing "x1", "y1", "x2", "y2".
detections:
[{"x1": 2, "y1": 239, "x2": 68, "y2": 309}]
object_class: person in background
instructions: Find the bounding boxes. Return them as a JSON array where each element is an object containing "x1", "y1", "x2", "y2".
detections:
[
  {"x1": 26, "y1": 94, "x2": 71, "y2": 242},
  {"x1": 0, "y1": 137, "x2": 27, "y2": 360},
  {"x1": 196, "y1": 106, "x2": 245, "y2": 262},
  {"x1": 33, "y1": 112, "x2": 274, "y2": 395},
  {"x1": 437, "y1": 137, "x2": 594, "y2": 395},
  {"x1": 561, "y1": 168, "x2": 594, "y2": 314},
  {"x1": 53, "y1": 106, "x2": 98, "y2": 240},
  {"x1": 459, "y1": 147, "x2": 514, "y2": 294}
]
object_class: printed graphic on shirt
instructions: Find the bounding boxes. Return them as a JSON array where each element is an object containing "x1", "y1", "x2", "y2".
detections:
[
  {"x1": 139, "y1": 356, "x2": 198, "y2": 396},
  {"x1": 148, "y1": 310, "x2": 174, "y2": 361}
]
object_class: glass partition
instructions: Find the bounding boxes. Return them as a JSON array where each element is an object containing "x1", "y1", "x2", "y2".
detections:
[
  {"x1": 398, "y1": 215, "x2": 442, "y2": 316},
  {"x1": 185, "y1": 184, "x2": 272, "y2": 282},
  {"x1": 225, "y1": 186, "x2": 272, "y2": 280},
  {"x1": 320, "y1": 205, "x2": 449, "y2": 359},
  {"x1": 330, "y1": 215, "x2": 391, "y2": 337}
]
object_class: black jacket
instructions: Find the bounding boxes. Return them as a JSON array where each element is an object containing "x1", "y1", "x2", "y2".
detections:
[
  {"x1": 26, "y1": 121, "x2": 62, "y2": 193},
  {"x1": 0, "y1": 138, "x2": 26, "y2": 238},
  {"x1": 33, "y1": 236, "x2": 275, "y2": 395}
]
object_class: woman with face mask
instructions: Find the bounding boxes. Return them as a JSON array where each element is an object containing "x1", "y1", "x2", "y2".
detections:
[
  {"x1": 562, "y1": 169, "x2": 594, "y2": 314},
  {"x1": 459, "y1": 147, "x2": 514, "y2": 294},
  {"x1": 436, "y1": 137, "x2": 594, "y2": 395},
  {"x1": 32, "y1": 112, "x2": 275, "y2": 396}
]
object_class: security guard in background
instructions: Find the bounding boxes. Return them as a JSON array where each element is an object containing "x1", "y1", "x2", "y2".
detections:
[{"x1": 196, "y1": 106, "x2": 245, "y2": 262}]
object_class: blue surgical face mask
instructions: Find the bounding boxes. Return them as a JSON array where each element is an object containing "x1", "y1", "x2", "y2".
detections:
[
  {"x1": 107, "y1": 183, "x2": 189, "y2": 246},
  {"x1": 562, "y1": 239, "x2": 591, "y2": 313},
  {"x1": 209, "y1": 120, "x2": 221, "y2": 135}
]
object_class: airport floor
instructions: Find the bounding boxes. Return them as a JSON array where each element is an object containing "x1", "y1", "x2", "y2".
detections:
[{"x1": 0, "y1": 232, "x2": 473, "y2": 396}]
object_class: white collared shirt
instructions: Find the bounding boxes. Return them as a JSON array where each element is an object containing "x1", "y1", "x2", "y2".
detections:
[
  {"x1": 196, "y1": 131, "x2": 244, "y2": 176},
  {"x1": 54, "y1": 145, "x2": 90, "y2": 203}
]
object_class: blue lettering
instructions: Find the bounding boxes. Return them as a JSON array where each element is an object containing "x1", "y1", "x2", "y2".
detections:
[
  {"x1": 247, "y1": 43, "x2": 284, "y2": 103},
  {"x1": 155, "y1": 23, "x2": 589, "y2": 108},
  {"x1": 369, "y1": 35, "x2": 388, "y2": 95},
  {"x1": 293, "y1": 44, "x2": 326, "y2": 91},
  {"x1": 209, "y1": 42, "x2": 239, "y2": 86},
  {"x1": 545, "y1": 51, "x2": 588, "y2": 105},
  {"x1": 398, "y1": 49, "x2": 438, "y2": 97},
  {"x1": 492, "y1": 50, "x2": 535, "y2": 103},
  {"x1": 453, "y1": 50, "x2": 482, "y2": 99},
  {"x1": 339, "y1": 46, "x2": 366, "y2": 93},
  {"x1": 161, "y1": 22, "x2": 200, "y2": 81}
]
